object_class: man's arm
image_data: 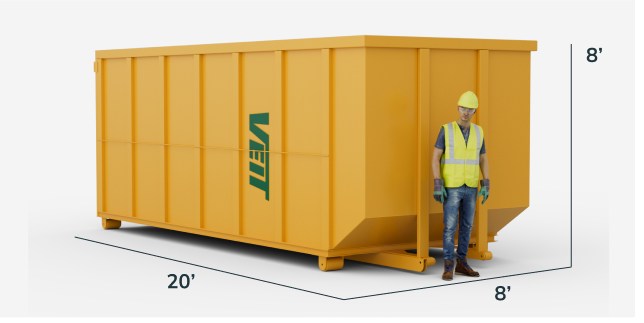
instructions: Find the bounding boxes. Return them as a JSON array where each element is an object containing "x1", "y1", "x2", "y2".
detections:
[
  {"x1": 479, "y1": 153, "x2": 489, "y2": 180},
  {"x1": 432, "y1": 147, "x2": 444, "y2": 180}
]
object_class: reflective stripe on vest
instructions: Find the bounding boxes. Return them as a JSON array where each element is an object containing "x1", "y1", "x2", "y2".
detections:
[{"x1": 440, "y1": 122, "x2": 484, "y2": 188}]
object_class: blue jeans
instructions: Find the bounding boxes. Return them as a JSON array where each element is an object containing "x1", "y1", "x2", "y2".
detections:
[{"x1": 443, "y1": 184, "x2": 478, "y2": 261}]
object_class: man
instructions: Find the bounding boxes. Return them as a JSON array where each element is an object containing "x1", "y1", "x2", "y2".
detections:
[{"x1": 432, "y1": 91, "x2": 490, "y2": 281}]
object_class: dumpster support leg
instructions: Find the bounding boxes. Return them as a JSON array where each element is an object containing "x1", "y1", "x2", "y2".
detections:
[
  {"x1": 345, "y1": 251, "x2": 435, "y2": 272},
  {"x1": 102, "y1": 218, "x2": 121, "y2": 229},
  {"x1": 467, "y1": 196, "x2": 492, "y2": 261},
  {"x1": 319, "y1": 256, "x2": 344, "y2": 271}
]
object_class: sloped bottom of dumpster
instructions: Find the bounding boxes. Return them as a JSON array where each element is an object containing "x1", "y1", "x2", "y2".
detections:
[
  {"x1": 99, "y1": 213, "x2": 447, "y2": 272},
  {"x1": 98, "y1": 213, "x2": 503, "y2": 273},
  {"x1": 77, "y1": 220, "x2": 557, "y2": 299}
]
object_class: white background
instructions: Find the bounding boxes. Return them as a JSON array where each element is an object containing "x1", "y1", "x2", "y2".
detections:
[{"x1": 0, "y1": 0, "x2": 639, "y2": 319}]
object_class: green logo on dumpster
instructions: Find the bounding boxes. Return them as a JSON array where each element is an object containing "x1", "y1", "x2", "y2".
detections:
[{"x1": 249, "y1": 113, "x2": 269, "y2": 201}]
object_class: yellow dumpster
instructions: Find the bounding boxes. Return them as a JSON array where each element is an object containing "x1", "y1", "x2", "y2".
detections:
[{"x1": 95, "y1": 35, "x2": 536, "y2": 272}]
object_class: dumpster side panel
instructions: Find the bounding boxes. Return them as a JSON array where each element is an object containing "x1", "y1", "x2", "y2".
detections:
[
  {"x1": 133, "y1": 57, "x2": 165, "y2": 222},
  {"x1": 284, "y1": 49, "x2": 324, "y2": 248},
  {"x1": 488, "y1": 50, "x2": 530, "y2": 209},
  {"x1": 243, "y1": 51, "x2": 275, "y2": 241},
  {"x1": 134, "y1": 144, "x2": 164, "y2": 222},
  {"x1": 466, "y1": 51, "x2": 531, "y2": 238},
  {"x1": 167, "y1": 145, "x2": 198, "y2": 227},
  {"x1": 104, "y1": 58, "x2": 130, "y2": 142},
  {"x1": 134, "y1": 57, "x2": 162, "y2": 143},
  {"x1": 426, "y1": 49, "x2": 478, "y2": 241},
  {"x1": 202, "y1": 53, "x2": 240, "y2": 234},
  {"x1": 365, "y1": 47, "x2": 417, "y2": 219},
  {"x1": 167, "y1": 55, "x2": 196, "y2": 146},
  {"x1": 332, "y1": 47, "x2": 367, "y2": 248},
  {"x1": 104, "y1": 141, "x2": 132, "y2": 217},
  {"x1": 166, "y1": 55, "x2": 199, "y2": 228},
  {"x1": 332, "y1": 47, "x2": 423, "y2": 250},
  {"x1": 103, "y1": 58, "x2": 133, "y2": 217}
]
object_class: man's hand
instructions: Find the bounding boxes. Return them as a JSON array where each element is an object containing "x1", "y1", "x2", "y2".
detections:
[
  {"x1": 478, "y1": 179, "x2": 490, "y2": 204},
  {"x1": 433, "y1": 179, "x2": 447, "y2": 203}
]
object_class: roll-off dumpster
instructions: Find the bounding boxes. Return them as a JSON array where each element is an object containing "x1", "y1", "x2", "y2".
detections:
[{"x1": 95, "y1": 35, "x2": 536, "y2": 272}]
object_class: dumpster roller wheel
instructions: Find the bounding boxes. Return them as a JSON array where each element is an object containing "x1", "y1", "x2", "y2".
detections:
[
  {"x1": 319, "y1": 256, "x2": 344, "y2": 271},
  {"x1": 467, "y1": 250, "x2": 493, "y2": 261},
  {"x1": 102, "y1": 218, "x2": 121, "y2": 230}
]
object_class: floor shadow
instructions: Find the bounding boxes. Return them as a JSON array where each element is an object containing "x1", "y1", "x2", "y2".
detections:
[
  {"x1": 114, "y1": 225, "x2": 317, "y2": 270},
  {"x1": 111, "y1": 224, "x2": 499, "y2": 275}
]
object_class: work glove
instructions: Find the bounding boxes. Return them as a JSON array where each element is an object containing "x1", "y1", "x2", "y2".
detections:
[
  {"x1": 433, "y1": 179, "x2": 447, "y2": 204},
  {"x1": 478, "y1": 179, "x2": 490, "y2": 204}
]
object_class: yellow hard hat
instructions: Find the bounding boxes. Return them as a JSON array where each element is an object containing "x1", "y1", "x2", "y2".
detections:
[{"x1": 457, "y1": 91, "x2": 479, "y2": 109}]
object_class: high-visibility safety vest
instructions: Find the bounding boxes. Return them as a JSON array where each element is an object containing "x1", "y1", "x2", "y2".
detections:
[{"x1": 440, "y1": 121, "x2": 484, "y2": 188}]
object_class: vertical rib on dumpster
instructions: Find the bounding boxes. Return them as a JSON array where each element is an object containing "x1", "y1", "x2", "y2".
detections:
[
  {"x1": 159, "y1": 56, "x2": 168, "y2": 224},
  {"x1": 194, "y1": 54, "x2": 204, "y2": 228},
  {"x1": 127, "y1": 57, "x2": 137, "y2": 219},
  {"x1": 321, "y1": 48, "x2": 331, "y2": 250},
  {"x1": 233, "y1": 52, "x2": 243, "y2": 235},
  {"x1": 417, "y1": 48, "x2": 430, "y2": 258},
  {"x1": 469, "y1": 49, "x2": 492, "y2": 260},
  {"x1": 273, "y1": 50, "x2": 285, "y2": 242},
  {"x1": 96, "y1": 59, "x2": 105, "y2": 214}
]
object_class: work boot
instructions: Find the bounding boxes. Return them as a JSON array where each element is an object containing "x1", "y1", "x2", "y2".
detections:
[
  {"x1": 442, "y1": 260, "x2": 454, "y2": 281},
  {"x1": 455, "y1": 258, "x2": 480, "y2": 277}
]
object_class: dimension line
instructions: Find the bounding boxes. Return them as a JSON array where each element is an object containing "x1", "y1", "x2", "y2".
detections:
[
  {"x1": 76, "y1": 236, "x2": 571, "y2": 300},
  {"x1": 570, "y1": 43, "x2": 573, "y2": 268},
  {"x1": 75, "y1": 236, "x2": 342, "y2": 300}
]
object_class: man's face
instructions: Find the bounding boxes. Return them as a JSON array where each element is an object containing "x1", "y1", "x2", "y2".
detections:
[{"x1": 457, "y1": 106, "x2": 476, "y2": 122}]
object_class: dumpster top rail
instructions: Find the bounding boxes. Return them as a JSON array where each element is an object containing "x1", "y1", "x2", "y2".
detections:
[{"x1": 96, "y1": 35, "x2": 538, "y2": 59}]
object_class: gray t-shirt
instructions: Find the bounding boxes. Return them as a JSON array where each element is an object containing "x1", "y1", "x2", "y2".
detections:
[{"x1": 434, "y1": 123, "x2": 486, "y2": 154}]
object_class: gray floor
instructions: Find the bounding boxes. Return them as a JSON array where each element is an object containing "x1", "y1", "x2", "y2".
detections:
[{"x1": 73, "y1": 222, "x2": 544, "y2": 299}]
